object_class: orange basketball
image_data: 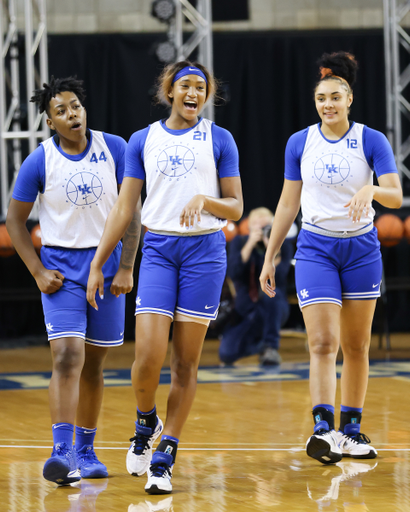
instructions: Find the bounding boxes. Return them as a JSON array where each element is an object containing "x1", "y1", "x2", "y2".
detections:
[
  {"x1": 404, "y1": 216, "x2": 410, "y2": 242},
  {"x1": 0, "y1": 223, "x2": 15, "y2": 257},
  {"x1": 375, "y1": 214, "x2": 404, "y2": 247},
  {"x1": 238, "y1": 217, "x2": 249, "y2": 235},
  {"x1": 222, "y1": 220, "x2": 238, "y2": 242},
  {"x1": 31, "y1": 224, "x2": 42, "y2": 252}
]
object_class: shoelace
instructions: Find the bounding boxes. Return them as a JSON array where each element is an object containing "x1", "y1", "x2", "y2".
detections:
[
  {"x1": 78, "y1": 446, "x2": 99, "y2": 463},
  {"x1": 315, "y1": 429, "x2": 330, "y2": 436},
  {"x1": 347, "y1": 432, "x2": 371, "y2": 445},
  {"x1": 54, "y1": 443, "x2": 76, "y2": 466},
  {"x1": 150, "y1": 462, "x2": 171, "y2": 478},
  {"x1": 55, "y1": 442, "x2": 71, "y2": 457},
  {"x1": 129, "y1": 433, "x2": 151, "y2": 455}
]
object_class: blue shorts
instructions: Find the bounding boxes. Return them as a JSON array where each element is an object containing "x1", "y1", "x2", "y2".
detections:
[
  {"x1": 41, "y1": 244, "x2": 125, "y2": 346},
  {"x1": 136, "y1": 231, "x2": 227, "y2": 321},
  {"x1": 294, "y1": 227, "x2": 382, "y2": 308}
]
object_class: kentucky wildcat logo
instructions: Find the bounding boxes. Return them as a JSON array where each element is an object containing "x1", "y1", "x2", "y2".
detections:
[
  {"x1": 66, "y1": 171, "x2": 103, "y2": 206},
  {"x1": 157, "y1": 145, "x2": 196, "y2": 178}
]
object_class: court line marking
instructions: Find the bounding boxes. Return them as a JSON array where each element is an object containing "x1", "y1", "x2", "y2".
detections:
[
  {"x1": 1, "y1": 440, "x2": 409, "y2": 447},
  {"x1": 1, "y1": 445, "x2": 409, "y2": 452}
]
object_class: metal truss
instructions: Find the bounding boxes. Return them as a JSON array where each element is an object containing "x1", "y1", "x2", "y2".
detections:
[
  {"x1": 384, "y1": 0, "x2": 410, "y2": 205},
  {"x1": 169, "y1": 0, "x2": 214, "y2": 120},
  {"x1": 0, "y1": 0, "x2": 49, "y2": 220}
]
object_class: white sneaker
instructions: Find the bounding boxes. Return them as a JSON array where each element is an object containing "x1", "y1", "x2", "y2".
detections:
[
  {"x1": 306, "y1": 429, "x2": 343, "y2": 464},
  {"x1": 307, "y1": 460, "x2": 378, "y2": 503},
  {"x1": 335, "y1": 430, "x2": 378, "y2": 459},
  {"x1": 128, "y1": 496, "x2": 173, "y2": 512},
  {"x1": 126, "y1": 417, "x2": 164, "y2": 476},
  {"x1": 145, "y1": 452, "x2": 173, "y2": 495}
]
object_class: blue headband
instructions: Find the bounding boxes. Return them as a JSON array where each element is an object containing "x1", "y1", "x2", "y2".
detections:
[{"x1": 172, "y1": 66, "x2": 208, "y2": 84}]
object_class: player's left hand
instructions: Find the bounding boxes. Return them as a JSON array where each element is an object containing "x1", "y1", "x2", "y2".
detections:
[
  {"x1": 111, "y1": 267, "x2": 134, "y2": 297},
  {"x1": 345, "y1": 185, "x2": 374, "y2": 223},
  {"x1": 180, "y1": 195, "x2": 205, "y2": 228}
]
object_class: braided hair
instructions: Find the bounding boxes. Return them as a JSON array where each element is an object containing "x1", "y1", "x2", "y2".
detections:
[{"x1": 30, "y1": 76, "x2": 86, "y2": 116}]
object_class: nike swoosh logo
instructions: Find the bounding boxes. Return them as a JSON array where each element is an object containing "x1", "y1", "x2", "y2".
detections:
[
  {"x1": 83, "y1": 431, "x2": 95, "y2": 434},
  {"x1": 372, "y1": 283, "x2": 379, "y2": 288},
  {"x1": 205, "y1": 305, "x2": 214, "y2": 309}
]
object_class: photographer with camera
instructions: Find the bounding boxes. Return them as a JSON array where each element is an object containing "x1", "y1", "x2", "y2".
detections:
[{"x1": 219, "y1": 207, "x2": 293, "y2": 366}]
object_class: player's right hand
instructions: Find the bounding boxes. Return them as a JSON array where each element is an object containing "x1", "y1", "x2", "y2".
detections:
[
  {"x1": 87, "y1": 266, "x2": 105, "y2": 310},
  {"x1": 35, "y1": 268, "x2": 64, "y2": 294},
  {"x1": 259, "y1": 261, "x2": 276, "y2": 298}
]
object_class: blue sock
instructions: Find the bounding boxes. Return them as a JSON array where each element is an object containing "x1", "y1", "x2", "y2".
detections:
[
  {"x1": 75, "y1": 426, "x2": 97, "y2": 450},
  {"x1": 52, "y1": 423, "x2": 74, "y2": 447},
  {"x1": 340, "y1": 405, "x2": 363, "y2": 413}
]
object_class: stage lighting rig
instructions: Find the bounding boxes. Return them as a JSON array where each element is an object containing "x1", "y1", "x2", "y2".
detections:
[
  {"x1": 151, "y1": 0, "x2": 176, "y2": 23},
  {"x1": 154, "y1": 40, "x2": 177, "y2": 64}
]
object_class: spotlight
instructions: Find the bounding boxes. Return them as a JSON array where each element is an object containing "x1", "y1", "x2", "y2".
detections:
[
  {"x1": 151, "y1": 0, "x2": 175, "y2": 23},
  {"x1": 154, "y1": 40, "x2": 177, "y2": 63}
]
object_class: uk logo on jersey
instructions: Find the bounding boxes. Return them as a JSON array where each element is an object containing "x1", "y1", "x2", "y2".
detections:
[
  {"x1": 314, "y1": 153, "x2": 351, "y2": 185},
  {"x1": 66, "y1": 171, "x2": 103, "y2": 206},
  {"x1": 156, "y1": 144, "x2": 196, "y2": 178}
]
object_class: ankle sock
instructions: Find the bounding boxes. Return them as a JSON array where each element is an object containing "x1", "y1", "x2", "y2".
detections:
[
  {"x1": 137, "y1": 406, "x2": 157, "y2": 431},
  {"x1": 52, "y1": 423, "x2": 74, "y2": 446},
  {"x1": 312, "y1": 404, "x2": 335, "y2": 432},
  {"x1": 156, "y1": 435, "x2": 179, "y2": 464},
  {"x1": 75, "y1": 426, "x2": 97, "y2": 450}
]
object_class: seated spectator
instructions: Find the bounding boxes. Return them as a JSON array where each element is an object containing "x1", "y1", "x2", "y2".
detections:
[{"x1": 219, "y1": 207, "x2": 294, "y2": 365}]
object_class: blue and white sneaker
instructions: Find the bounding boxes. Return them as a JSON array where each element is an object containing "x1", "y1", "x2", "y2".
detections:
[
  {"x1": 335, "y1": 430, "x2": 378, "y2": 459},
  {"x1": 145, "y1": 451, "x2": 173, "y2": 495},
  {"x1": 126, "y1": 417, "x2": 164, "y2": 476},
  {"x1": 75, "y1": 445, "x2": 108, "y2": 478},
  {"x1": 306, "y1": 429, "x2": 342, "y2": 464},
  {"x1": 43, "y1": 442, "x2": 81, "y2": 485}
]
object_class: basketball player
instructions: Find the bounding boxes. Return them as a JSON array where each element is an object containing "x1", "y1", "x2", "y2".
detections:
[
  {"x1": 87, "y1": 61, "x2": 243, "y2": 494},
  {"x1": 6, "y1": 77, "x2": 140, "y2": 484},
  {"x1": 260, "y1": 52, "x2": 402, "y2": 464}
]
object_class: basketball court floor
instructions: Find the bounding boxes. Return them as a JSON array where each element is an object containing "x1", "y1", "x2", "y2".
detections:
[{"x1": 1, "y1": 334, "x2": 410, "y2": 512}]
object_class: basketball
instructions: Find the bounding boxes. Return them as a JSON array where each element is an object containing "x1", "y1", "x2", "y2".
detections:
[
  {"x1": 238, "y1": 217, "x2": 249, "y2": 235},
  {"x1": 222, "y1": 220, "x2": 238, "y2": 242},
  {"x1": 375, "y1": 214, "x2": 404, "y2": 247},
  {"x1": 0, "y1": 223, "x2": 16, "y2": 257},
  {"x1": 31, "y1": 224, "x2": 42, "y2": 252},
  {"x1": 404, "y1": 216, "x2": 410, "y2": 242}
]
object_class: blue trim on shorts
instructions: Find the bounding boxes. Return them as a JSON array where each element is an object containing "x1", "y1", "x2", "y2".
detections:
[
  {"x1": 136, "y1": 230, "x2": 227, "y2": 320},
  {"x1": 41, "y1": 244, "x2": 125, "y2": 346},
  {"x1": 295, "y1": 227, "x2": 382, "y2": 308}
]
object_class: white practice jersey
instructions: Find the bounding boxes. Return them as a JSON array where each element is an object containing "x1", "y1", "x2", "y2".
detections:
[
  {"x1": 125, "y1": 118, "x2": 240, "y2": 234},
  {"x1": 285, "y1": 122, "x2": 398, "y2": 233},
  {"x1": 38, "y1": 131, "x2": 119, "y2": 247}
]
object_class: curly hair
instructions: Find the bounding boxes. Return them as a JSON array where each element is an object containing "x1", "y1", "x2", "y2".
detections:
[
  {"x1": 155, "y1": 60, "x2": 217, "y2": 106},
  {"x1": 30, "y1": 76, "x2": 86, "y2": 116},
  {"x1": 316, "y1": 51, "x2": 358, "y2": 94}
]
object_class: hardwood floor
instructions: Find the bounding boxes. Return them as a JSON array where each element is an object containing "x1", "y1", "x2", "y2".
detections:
[{"x1": 1, "y1": 333, "x2": 410, "y2": 511}]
